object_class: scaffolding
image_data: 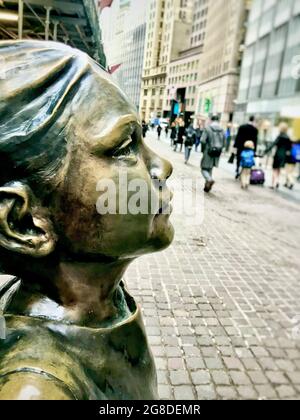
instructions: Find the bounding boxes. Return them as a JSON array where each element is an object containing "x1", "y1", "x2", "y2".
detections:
[{"x1": 0, "y1": 0, "x2": 106, "y2": 67}]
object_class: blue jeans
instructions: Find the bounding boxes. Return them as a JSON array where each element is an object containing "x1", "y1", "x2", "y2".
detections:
[
  {"x1": 201, "y1": 168, "x2": 213, "y2": 182},
  {"x1": 185, "y1": 146, "x2": 192, "y2": 162}
]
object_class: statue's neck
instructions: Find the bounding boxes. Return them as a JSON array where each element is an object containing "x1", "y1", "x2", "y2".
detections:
[{"x1": 9, "y1": 260, "x2": 132, "y2": 327}]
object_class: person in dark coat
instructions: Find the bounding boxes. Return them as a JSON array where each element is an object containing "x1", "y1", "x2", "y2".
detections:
[
  {"x1": 234, "y1": 116, "x2": 258, "y2": 178},
  {"x1": 170, "y1": 122, "x2": 177, "y2": 147},
  {"x1": 157, "y1": 125, "x2": 162, "y2": 140},
  {"x1": 174, "y1": 121, "x2": 185, "y2": 152},
  {"x1": 142, "y1": 120, "x2": 148, "y2": 138},
  {"x1": 201, "y1": 115, "x2": 225, "y2": 193},
  {"x1": 264, "y1": 122, "x2": 292, "y2": 189}
]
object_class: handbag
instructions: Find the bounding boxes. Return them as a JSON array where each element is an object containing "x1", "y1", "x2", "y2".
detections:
[{"x1": 228, "y1": 153, "x2": 235, "y2": 164}]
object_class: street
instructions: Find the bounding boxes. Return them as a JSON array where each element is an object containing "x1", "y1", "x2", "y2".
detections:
[{"x1": 124, "y1": 131, "x2": 300, "y2": 400}]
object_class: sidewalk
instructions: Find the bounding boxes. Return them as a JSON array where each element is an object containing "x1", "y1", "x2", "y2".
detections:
[{"x1": 125, "y1": 131, "x2": 300, "y2": 400}]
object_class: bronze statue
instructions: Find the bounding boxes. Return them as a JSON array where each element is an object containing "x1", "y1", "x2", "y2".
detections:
[{"x1": 0, "y1": 41, "x2": 174, "y2": 400}]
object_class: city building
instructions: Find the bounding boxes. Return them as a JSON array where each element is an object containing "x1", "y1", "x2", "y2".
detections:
[
  {"x1": 234, "y1": 0, "x2": 300, "y2": 139},
  {"x1": 139, "y1": 0, "x2": 194, "y2": 122},
  {"x1": 164, "y1": 0, "x2": 209, "y2": 122},
  {"x1": 195, "y1": 0, "x2": 251, "y2": 125},
  {"x1": 100, "y1": 0, "x2": 147, "y2": 109}
]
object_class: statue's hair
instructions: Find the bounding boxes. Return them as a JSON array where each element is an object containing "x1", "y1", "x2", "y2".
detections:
[{"x1": 0, "y1": 41, "x2": 96, "y2": 192}]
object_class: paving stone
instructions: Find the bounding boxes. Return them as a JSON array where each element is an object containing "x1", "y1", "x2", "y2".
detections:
[
  {"x1": 185, "y1": 357, "x2": 205, "y2": 370},
  {"x1": 237, "y1": 386, "x2": 257, "y2": 399},
  {"x1": 204, "y1": 357, "x2": 224, "y2": 370},
  {"x1": 158, "y1": 385, "x2": 173, "y2": 400},
  {"x1": 170, "y1": 370, "x2": 191, "y2": 386},
  {"x1": 211, "y1": 371, "x2": 231, "y2": 385},
  {"x1": 255, "y1": 385, "x2": 277, "y2": 399},
  {"x1": 276, "y1": 385, "x2": 296, "y2": 399},
  {"x1": 173, "y1": 386, "x2": 195, "y2": 400},
  {"x1": 216, "y1": 386, "x2": 238, "y2": 400},
  {"x1": 223, "y1": 357, "x2": 244, "y2": 371},
  {"x1": 248, "y1": 371, "x2": 269, "y2": 385},
  {"x1": 167, "y1": 358, "x2": 185, "y2": 370},
  {"x1": 266, "y1": 371, "x2": 289, "y2": 385},
  {"x1": 230, "y1": 371, "x2": 251, "y2": 386},
  {"x1": 191, "y1": 370, "x2": 211, "y2": 385},
  {"x1": 196, "y1": 385, "x2": 217, "y2": 400}
]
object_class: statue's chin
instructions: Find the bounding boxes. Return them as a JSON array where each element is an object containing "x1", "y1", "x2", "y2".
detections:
[{"x1": 149, "y1": 216, "x2": 175, "y2": 251}]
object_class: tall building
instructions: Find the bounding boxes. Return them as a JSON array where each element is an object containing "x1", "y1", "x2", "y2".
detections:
[
  {"x1": 235, "y1": 0, "x2": 300, "y2": 138},
  {"x1": 139, "y1": 0, "x2": 194, "y2": 122},
  {"x1": 164, "y1": 0, "x2": 209, "y2": 122},
  {"x1": 195, "y1": 0, "x2": 250, "y2": 124},
  {"x1": 100, "y1": 0, "x2": 147, "y2": 109}
]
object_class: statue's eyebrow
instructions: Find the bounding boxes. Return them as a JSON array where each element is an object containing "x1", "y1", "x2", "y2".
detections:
[{"x1": 91, "y1": 115, "x2": 140, "y2": 154}]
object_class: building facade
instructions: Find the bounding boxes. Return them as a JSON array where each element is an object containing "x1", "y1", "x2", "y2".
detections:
[
  {"x1": 139, "y1": 0, "x2": 194, "y2": 122},
  {"x1": 164, "y1": 0, "x2": 209, "y2": 122},
  {"x1": 235, "y1": 0, "x2": 300, "y2": 138},
  {"x1": 196, "y1": 0, "x2": 250, "y2": 125},
  {"x1": 100, "y1": 0, "x2": 147, "y2": 109}
]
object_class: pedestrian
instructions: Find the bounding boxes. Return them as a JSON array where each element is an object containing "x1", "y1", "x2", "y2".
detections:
[
  {"x1": 174, "y1": 121, "x2": 185, "y2": 152},
  {"x1": 157, "y1": 125, "x2": 162, "y2": 140},
  {"x1": 234, "y1": 116, "x2": 258, "y2": 179},
  {"x1": 201, "y1": 115, "x2": 226, "y2": 193},
  {"x1": 142, "y1": 120, "x2": 148, "y2": 138},
  {"x1": 170, "y1": 122, "x2": 177, "y2": 147},
  {"x1": 165, "y1": 125, "x2": 169, "y2": 138},
  {"x1": 264, "y1": 122, "x2": 292, "y2": 190},
  {"x1": 184, "y1": 124, "x2": 196, "y2": 164},
  {"x1": 240, "y1": 141, "x2": 256, "y2": 189},
  {"x1": 195, "y1": 125, "x2": 203, "y2": 152},
  {"x1": 285, "y1": 139, "x2": 300, "y2": 190}
]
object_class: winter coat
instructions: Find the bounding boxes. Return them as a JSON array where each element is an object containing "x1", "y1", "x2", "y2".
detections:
[
  {"x1": 200, "y1": 123, "x2": 225, "y2": 169},
  {"x1": 265, "y1": 133, "x2": 292, "y2": 169},
  {"x1": 234, "y1": 123, "x2": 258, "y2": 153}
]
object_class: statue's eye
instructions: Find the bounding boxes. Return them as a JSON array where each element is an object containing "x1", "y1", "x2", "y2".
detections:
[{"x1": 112, "y1": 135, "x2": 135, "y2": 159}]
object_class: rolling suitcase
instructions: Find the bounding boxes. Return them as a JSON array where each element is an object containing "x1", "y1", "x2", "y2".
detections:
[{"x1": 250, "y1": 168, "x2": 265, "y2": 185}]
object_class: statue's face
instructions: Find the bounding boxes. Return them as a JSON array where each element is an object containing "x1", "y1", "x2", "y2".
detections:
[{"x1": 52, "y1": 69, "x2": 174, "y2": 260}]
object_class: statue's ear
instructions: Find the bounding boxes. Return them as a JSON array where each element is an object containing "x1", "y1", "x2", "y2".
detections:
[{"x1": 0, "y1": 182, "x2": 57, "y2": 258}]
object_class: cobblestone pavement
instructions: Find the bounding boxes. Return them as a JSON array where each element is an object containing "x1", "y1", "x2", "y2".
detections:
[{"x1": 124, "y1": 131, "x2": 300, "y2": 400}]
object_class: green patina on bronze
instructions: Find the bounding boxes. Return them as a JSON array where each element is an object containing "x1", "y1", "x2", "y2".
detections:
[{"x1": 0, "y1": 41, "x2": 174, "y2": 400}]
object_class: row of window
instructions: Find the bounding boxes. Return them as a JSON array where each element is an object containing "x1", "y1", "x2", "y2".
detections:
[{"x1": 168, "y1": 73, "x2": 198, "y2": 84}]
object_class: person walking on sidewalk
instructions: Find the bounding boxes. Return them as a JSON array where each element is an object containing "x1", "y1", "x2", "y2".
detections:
[
  {"x1": 284, "y1": 139, "x2": 300, "y2": 190},
  {"x1": 184, "y1": 124, "x2": 196, "y2": 164},
  {"x1": 174, "y1": 121, "x2": 185, "y2": 153},
  {"x1": 195, "y1": 125, "x2": 203, "y2": 152},
  {"x1": 264, "y1": 122, "x2": 292, "y2": 190},
  {"x1": 240, "y1": 141, "x2": 256, "y2": 189},
  {"x1": 201, "y1": 115, "x2": 225, "y2": 193},
  {"x1": 170, "y1": 122, "x2": 177, "y2": 147},
  {"x1": 157, "y1": 125, "x2": 162, "y2": 140},
  {"x1": 234, "y1": 116, "x2": 258, "y2": 179}
]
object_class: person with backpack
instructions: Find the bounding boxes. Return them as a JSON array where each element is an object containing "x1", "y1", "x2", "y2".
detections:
[
  {"x1": 234, "y1": 116, "x2": 258, "y2": 179},
  {"x1": 200, "y1": 115, "x2": 226, "y2": 193},
  {"x1": 285, "y1": 139, "x2": 300, "y2": 190},
  {"x1": 240, "y1": 141, "x2": 255, "y2": 189},
  {"x1": 184, "y1": 124, "x2": 196, "y2": 164}
]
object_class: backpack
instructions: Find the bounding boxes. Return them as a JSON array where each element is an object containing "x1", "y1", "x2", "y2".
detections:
[
  {"x1": 291, "y1": 143, "x2": 300, "y2": 163},
  {"x1": 241, "y1": 149, "x2": 255, "y2": 168},
  {"x1": 185, "y1": 128, "x2": 195, "y2": 147},
  {"x1": 207, "y1": 126, "x2": 224, "y2": 158}
]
